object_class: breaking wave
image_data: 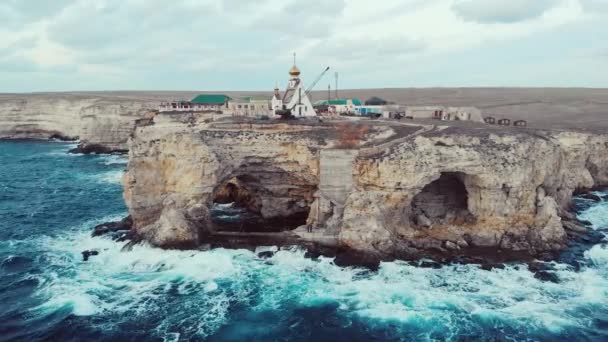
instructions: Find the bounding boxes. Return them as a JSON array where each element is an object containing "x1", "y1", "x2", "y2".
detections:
[
  {"x1": 1, "y1": 141, "x2": 607, "y2": 341},
  {"x1": 24, "y1": 206, "x2": 608, "y2": 340},
  {"x1": 93, "y1": 170, "x2": 124, "y2": 185},
  {"x1": 578, "y1": 194, "x2": 608, "y2": 232},
  {"x1": 99, "y1": 154, "x2": 128, "y2": 166}
]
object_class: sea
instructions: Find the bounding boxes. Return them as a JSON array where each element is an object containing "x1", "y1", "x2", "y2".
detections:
[{"x1": 0, "y1": 140, "x2": 607, "y2": 341}]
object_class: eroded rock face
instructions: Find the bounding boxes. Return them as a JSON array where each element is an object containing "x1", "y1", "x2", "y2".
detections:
[
  {"x1": 124, "y1": 120, "x2": 326, "y2": 248},
  {"x1": 0, "y1": 94, "x2": 155, "y2": 152},
  {"x1": 124, "y1": 118, "x2": 608, "y2": 258},
  {"x1": 340, "y1": 128, "x2": 608, "y2": 256},
  {"x1": 410, "y1": 172, "x2": 473, "y2": 227}
]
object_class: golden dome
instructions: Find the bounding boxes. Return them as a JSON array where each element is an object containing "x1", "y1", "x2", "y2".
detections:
[{"x1": 289, "y1": 65, "x2": 301, "y2": 77}]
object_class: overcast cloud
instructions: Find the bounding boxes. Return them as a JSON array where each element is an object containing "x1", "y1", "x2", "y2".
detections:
[
  {"x1": 0, "y1": 0, "x2": 606, "y2": 92},
  {"x1": 451, "y1": 0, "x2": 560, "y2": 23}
]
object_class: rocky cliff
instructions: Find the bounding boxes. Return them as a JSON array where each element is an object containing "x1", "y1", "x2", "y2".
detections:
[
  {"x1": 0, "y1": 93, "x2": 156, "y2": 152},
  {"x1": 123, "y1": 115, "x2": 608, "y2": 260}
]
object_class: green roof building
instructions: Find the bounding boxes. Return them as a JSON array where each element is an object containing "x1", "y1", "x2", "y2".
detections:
[
  {"x1": 190, "y1": 94, "x2": 232, "y2": 105},
  {"x1": 313, "y1": 98, "x2": 362, "y2": 106}
]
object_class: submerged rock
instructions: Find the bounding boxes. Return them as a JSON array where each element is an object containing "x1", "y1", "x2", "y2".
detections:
[
  {"x1": 69, "y1": 143, "x2": 127, "y2": 155},
  {"x1": 81, "y1": 250, "x2": 99, "y2": 261},
  {"x1": 534, "y1": 271, "x2": 560, "y2": 283},
  {"x1": 255, "y1": 246, "x2": 278, "y2": 259},
  {"x1": 92, "y1": 216, "x2": 133, "y2": 238},
  {"x1": 563, "y1": 221, "x2": 588, "y2": 234},
  {"x1": 257, "y1": 251, "x2": 275, "y2": 259},
  {"x1": 121, "y1": 240, "x2": 140, "y2": 252},
  {"x1": 48, "y1": 133, "x2": 78, "y2": 141},
  {"x1": 578, "y1": 193, "x2": 603, "y2": 202}
]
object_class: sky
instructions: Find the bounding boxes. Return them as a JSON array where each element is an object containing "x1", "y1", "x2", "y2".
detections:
[{"x1": 1, "y1": 0, "x2": 607, "y2": 92}]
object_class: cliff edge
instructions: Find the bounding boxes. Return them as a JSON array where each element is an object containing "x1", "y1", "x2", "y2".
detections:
[
  {"x1": 0, "y1": 93, "x2": 156, "y2": 152},
  {"x1": 123, "y1": 115, "x2": 608, "y2": 260}
]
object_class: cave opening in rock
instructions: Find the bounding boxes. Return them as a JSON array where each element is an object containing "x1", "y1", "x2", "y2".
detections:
[
  {"x1": 411, "y1": 172, "x2": 474, "y2": 227},
  {"x1": 210, "y1": 173, "x2": 313, "y2": 233}
]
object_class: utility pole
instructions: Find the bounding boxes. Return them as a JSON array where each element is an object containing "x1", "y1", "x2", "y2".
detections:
[
  {"x1": 328, "y1": 84, "x2": 331, "y2": 102},
  {"x1": 334, "y1": 72, "x2": 339, "y2": 99}
]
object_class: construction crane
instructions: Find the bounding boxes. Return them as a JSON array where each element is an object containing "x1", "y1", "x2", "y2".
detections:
[
  {"x1": 276, "y1": 66, "x2": 331, "y2": 119},
  {"x1": 305, "y1": 66, "x2": 330, "y2": 96}
]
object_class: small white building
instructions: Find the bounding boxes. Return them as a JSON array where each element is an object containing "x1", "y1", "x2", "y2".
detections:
[
  {"x1": 404, "y1": 106, "x2": 444, "y2": 120},
  {"x1": 404, "y1": 106, "x2": 483, "y2": 122},
  {"x1": 228, "y1": 96, "x2": 271, "y2": 117},
  {"x1": 445, "y1": 106, "x2": 484, "y2": 122},
  {"x1": 272, "y1": 62, "x2": 316, "y2": 118},
  {"x1": 315, "y1": 98, "x2": 362, "y2": 115},
  {"x1": 159, "y1": 94, "x2": 231, "y2": 113},
  {"x1": 271, "y1": 86, "x2": 283, "y2": 116}
]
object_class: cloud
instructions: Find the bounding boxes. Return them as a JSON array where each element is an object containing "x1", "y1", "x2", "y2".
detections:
[
  {"x1": 0, "y1": 0, "x2": 605, "y2": 91},
  {"x1": 0, "y1": 58, "x2": 39, "y2": 72},
  {"x1": 579, "y1": 0, "x2": 608, "y2": 12},
  {"x1": 312, "y1": 36, "x2": 426, "y2": 66},
  {"x1": 251, "y1": 0, "x2": 346, "y2": 39},
  {"x1": 0, "y1": 0, "x2": 72, "y2": 28},
  {"x1": 452, "y1": 0, "x2": 561, "y2": 23},
  {"x1": 47, "y1": 0, "x2": 219, "y2": 49}
]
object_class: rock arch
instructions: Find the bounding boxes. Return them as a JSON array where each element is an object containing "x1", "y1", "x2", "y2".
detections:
[
  {"x1": 411, "y1": 172, "x2": 476, "y2": 227},
  {"x1": 210, "y1": 166, "x2": 317, "y2": 232}
]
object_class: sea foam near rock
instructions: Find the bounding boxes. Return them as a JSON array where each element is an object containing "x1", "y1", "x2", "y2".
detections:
[
  {"x1": 3, "y1": 142, "x2": 607, "y2": 341},
  {"x1": 578, "y1": 198, "x2": 608, "y2": 231},
  {"x1": 26, "y1": 220, "x2": 608, "y2": 339}
]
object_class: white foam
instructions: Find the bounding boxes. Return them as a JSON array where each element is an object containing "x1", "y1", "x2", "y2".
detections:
[
  {"x1": 254, "y1": 246, "x2": 279, "y2": 254},
  {"x1": 585, "y1": 244, "x2": 608, "y2": 267},
  {"x1": 31, "y1": 220, "x2": 252, "y2": 337},
  {"x1": 33, "y1": 291, "x2": 102, "y2": 316},
  {"x1": 28, "y1": 206, "x2": 608, "y2": 339},
  {"x1": 99, "y1": 155, "x2": 128, "y2": 166},
  {"x1": 577, "y1": 192, "x2": 608, "y2": 230},
  {"x1": 214, "y1": 202, "x2": 235, "y2": 209},
  {"x1": 94, "y1": 170, "x2": 124, "y2": 185},
  {"x1": 44, "y1": 144, "x2": 79, "y2": 157}
]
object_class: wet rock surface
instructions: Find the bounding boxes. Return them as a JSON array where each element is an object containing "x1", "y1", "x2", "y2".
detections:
[
  {"x1": 81, "y1": 250, "x2": 99, "y2": 262},
  {"x1": 69, "y1": 143, "x2": 128, "y2": 155},
  {"x1": 48, "y1": 133, "x2": 79, "y2": 141},
  {"x1": 92, "y1": 216, "x2": 133, "y2": 241}
]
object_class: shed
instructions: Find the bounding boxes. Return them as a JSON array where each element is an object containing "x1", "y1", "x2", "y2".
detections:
[
  {"x1": 365, "y1": 96, "x2": 388, "y2": 106},
  {"x1": 513, "y1": 120, "x2": 527, "y2": 127},
  {"x1": 191, "y1": 94, "x2": 232, "y2": 105}
]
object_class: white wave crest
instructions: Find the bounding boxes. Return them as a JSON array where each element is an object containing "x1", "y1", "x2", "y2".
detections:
[
  {"x1": 94, "y1": 170, "x2": 124, "y2": 185},
  {"x1": 99, "y1": 155, "x2": 128, "y2": 166},
  {"x1": 27, "y1": 212, "x2": 608, "y2": 340},
  {"x1": 578, "y1": 191, "x2": 608, "y2": 230},
  {"x1": 585, "y1": 244, "x2": 608, "y2": 267}
]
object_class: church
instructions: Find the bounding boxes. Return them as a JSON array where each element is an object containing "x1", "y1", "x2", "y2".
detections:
[{"x1": 271, "y1": 57, "x2": 317, "y2": 118}]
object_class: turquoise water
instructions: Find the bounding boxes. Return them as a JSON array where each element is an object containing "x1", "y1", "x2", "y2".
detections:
[{"x1": 1, "y1": 140, "x2": 607, "y2": 341}]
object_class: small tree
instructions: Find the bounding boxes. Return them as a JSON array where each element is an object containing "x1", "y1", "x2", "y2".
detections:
[{"x1": 365, "y1": 96, "x2": 388, "y2": 106}]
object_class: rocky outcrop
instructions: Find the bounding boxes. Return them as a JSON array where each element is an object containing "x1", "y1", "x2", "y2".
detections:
[
  {"x1": 0, "y1": 93, "x2": 156, "y2": 152},
  {"x1": 341, "y1": 128, "x2": 608, "y2": 257},
  {"x1": 123, "y1": 116, "x2": 608, "y2": 259},
  {"x1": 124, "y1": 119, "x2": 330, "y2": 247}
]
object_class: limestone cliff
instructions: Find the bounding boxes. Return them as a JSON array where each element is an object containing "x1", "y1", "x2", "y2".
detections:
[
  {"x1": 123, "y1": 116, "x2": 608, "y2": 259},
  {"x1": 0, "y1": 93, "x2": 156, "y2": 152},
  {"x1": 342, "y1": 128, "x2": 608, "y2": 256},
  {"x1": 124, "y1": 119, "x2": 330, "y2": 247}
]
